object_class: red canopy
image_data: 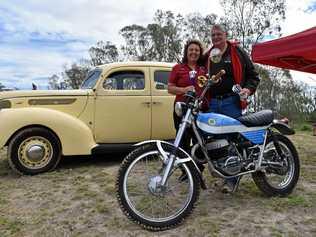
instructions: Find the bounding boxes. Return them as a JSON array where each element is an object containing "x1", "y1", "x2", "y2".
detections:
[{"x1": 251, "y1": 26, "x2": 316, "y2": 74}]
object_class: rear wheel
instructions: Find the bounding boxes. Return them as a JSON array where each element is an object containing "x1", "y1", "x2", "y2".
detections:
[
  {"x1": 252, "y1": 134, "x2": 300, "y2": 197},
  {"x1": 8, "y1": 127, "x2": 61, "y2": 175},
  {"x1": 116, "y1": 144, "x2": 200, "y2": 230}
]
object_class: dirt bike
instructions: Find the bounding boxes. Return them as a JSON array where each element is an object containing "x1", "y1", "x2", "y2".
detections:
[{"x1": 116, "y1": 70, "x2": 300, "y2": 231}]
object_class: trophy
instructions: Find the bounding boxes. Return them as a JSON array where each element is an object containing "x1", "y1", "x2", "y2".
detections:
[{"x1": 209, "y1": 48, "x2": 222, "y2": 63}]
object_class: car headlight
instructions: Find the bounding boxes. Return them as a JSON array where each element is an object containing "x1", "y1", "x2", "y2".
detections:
[
  {"x1": 0, "y1": 100, "x2": 11, "y2": 109},
  {"x1": 175, "y1": 102, "x2": 185, "y2": 117}
]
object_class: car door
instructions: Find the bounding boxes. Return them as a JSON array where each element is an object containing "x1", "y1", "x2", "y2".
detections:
[
  {"x1": 94, "y1": 67, "x2": 151, "y2": 143},
  {"x1": 150, "y1": 67, "x2": 175, "y2": 140}
]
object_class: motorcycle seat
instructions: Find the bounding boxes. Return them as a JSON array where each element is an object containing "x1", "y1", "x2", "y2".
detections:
[{"x1": 237, "y1": 110, "x2": 274, "y2": 127}]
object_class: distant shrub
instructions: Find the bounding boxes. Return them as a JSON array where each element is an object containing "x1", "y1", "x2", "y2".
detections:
[{"x1": 300, "y1": 125, "x2": 312, "y2": 131}]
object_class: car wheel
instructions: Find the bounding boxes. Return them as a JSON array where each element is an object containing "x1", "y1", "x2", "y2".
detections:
[{"x1": 8, "y1": 127, "x2": 62, "y2": 175}]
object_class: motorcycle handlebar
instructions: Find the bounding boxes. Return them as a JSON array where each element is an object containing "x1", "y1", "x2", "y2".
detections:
[
  {"x1": 198, "y1": 70, "x2": 226, "y2": 101},
  {"x1": 183, "y1": 70, "x2": 226, "y2": 112}
]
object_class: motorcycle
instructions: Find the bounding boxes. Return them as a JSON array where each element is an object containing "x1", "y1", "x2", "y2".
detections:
[{"x1": 116, "y1": 70, "x2": 300, "y2": 231}]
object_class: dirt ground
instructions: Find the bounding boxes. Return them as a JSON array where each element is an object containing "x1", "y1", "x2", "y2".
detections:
[{"x1": 0, "y1": 132, "x2": 315, "y2": 237}]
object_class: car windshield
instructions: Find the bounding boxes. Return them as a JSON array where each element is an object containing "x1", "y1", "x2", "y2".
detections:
[{"x1": 80, "y1": 69, "x2": 102, "y2": 89}]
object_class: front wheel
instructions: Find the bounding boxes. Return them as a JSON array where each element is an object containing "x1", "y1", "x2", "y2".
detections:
[
  {"x1": 8, "y1": 127, "x2": 62, "y2": 175},
  {"x1": 116, "y1": 143, "x2": 200, "y2": 231},
  {"x1": 252, "y1": 134, "x2": 300, "y2": 197}
]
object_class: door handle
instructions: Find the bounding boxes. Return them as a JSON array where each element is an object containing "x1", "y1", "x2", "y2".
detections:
[
  {"x1": 142, "y1": 102, "x2": 151, "y2": 107},
  {"x1": 152, "y1": 101, "x2": 162, "y2": 105}
]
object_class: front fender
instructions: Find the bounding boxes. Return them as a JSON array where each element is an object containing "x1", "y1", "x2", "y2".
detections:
[
  {"x1": 0, "y1": 108, "x2": 96, "y2": 155},
  {"x1": 135, "y1": 140, "x2": 201, "y2": 172}
]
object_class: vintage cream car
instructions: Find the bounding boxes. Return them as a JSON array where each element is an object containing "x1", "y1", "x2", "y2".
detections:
[{"x1": 0, "y1": 62, "x2": 175, "y2": 175}]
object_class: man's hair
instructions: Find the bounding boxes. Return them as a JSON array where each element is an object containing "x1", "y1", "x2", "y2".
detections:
[
  {"x1": 211, "y1": 24, "x2": 228, "y2": 33},
  {"x1": 181, "y1": 39, "x2": 204, "y2": 65}
]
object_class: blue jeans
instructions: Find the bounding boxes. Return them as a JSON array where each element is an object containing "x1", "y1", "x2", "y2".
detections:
[
  {"x1": 209, "y1": 95, "x2": 241, "y2": 187},
  {"x1": 209, "y1": 95, "x2": 242, "y2": 119}
]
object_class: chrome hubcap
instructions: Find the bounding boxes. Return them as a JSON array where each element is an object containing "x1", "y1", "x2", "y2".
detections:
[
  {"x1": 18, "y1": 136, "x2": 53, "y2": 169},
  {"x1": 26, "y1": 145, "x2": 45, "y2": 162}
]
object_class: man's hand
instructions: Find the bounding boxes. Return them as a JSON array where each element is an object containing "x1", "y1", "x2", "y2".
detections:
[{"x1": 240, "y1": 88, "x2": 251, "y2": 97}]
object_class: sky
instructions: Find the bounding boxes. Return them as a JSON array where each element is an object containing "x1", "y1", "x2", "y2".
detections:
[{"x1": 0, "y1": 0, "x2": 315, "y2": 90}]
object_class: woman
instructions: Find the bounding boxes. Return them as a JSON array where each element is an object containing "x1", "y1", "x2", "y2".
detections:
[{"x1": 168, "y1": 39, "x2": 206, "y2": 153}]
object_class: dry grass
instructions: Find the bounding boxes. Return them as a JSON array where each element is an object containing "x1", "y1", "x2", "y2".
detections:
[{"x1": 0, "y1": 132, "x2": 315, "y2": 237}]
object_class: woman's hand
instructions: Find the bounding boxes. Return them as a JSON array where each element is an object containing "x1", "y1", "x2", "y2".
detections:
[{"x1": 182, "y1": 85, "x2": 195, "y2": 94}]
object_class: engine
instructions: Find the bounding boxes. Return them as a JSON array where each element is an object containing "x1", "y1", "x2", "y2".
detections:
[{"x1": 207, "y1": 139, "x2": 242, "y2": 175}]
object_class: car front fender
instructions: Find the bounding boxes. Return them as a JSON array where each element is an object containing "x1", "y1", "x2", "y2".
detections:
[{"x1": 0, "y1": 108, "x2": 96, "y2": 155}]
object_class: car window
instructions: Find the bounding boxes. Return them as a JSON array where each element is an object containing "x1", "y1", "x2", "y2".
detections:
[
  {"x1": 154, "y1": 71, "x2": 170, "y2": 90},
  {"x1": 81, "y1": 69, "x2": 102, "y2": 89},
  {"x1": 103, "y1": 71, "x2": 145, "y2": 90}
]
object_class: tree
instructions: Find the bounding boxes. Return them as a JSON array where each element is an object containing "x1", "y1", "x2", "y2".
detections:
[
  {"x1": 63, "y1": 63, "x2": 90, "y2": 89},
  {"x1": 119, "y1": 10, "x2": 222, "y2": 62},
  {"x1": 120, "y1": 10, "x2": 185, "y2": 62},
  {"x1": 251, "y1": 65, "x2": 316, "y2": 122},
  {"x1": 0, "y1": 82, "x2": 5, "y2": 91},
  {"x1": 252, "y1": 66, "x2": 288, "y2": 112},
  {"x1": 89, "y1": 41, "x2": 119, "y2": 66},
  {"x1": 220, "y1": 0, "x2": 285, "y2": 52},
  {"x1": 48, "y1": 74, "x2": 65, "y2": 90},
  {"x1": 183, "y1": 13, "x2": 218, "y2": 46},
  {"x1": 120, "y1": 24, "x2": 152, "y2": 61},
  {"x1": 149, "y1": 10, "x2": 184, "y2": 62}
]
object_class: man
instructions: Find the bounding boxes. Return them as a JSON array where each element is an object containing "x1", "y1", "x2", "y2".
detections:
[{"x1": 205, "y1": 24, "x2": 260, "y2": 192}]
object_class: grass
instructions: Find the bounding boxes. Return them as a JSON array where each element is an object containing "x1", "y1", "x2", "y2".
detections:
[
  {"x1": 0, "y1": 216, "x2": 24, "y2": 237},
  {"x1": 0, "y1": 132, "x2": 315, "y2": 236}
]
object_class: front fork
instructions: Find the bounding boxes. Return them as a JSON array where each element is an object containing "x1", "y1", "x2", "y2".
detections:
[{"x1": 160, "y1": 109, "x2": 193, "y2": 186}]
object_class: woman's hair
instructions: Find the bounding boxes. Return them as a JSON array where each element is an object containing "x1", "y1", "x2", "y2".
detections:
[{"x1": 181, "y1": 39, "x2": 204, "y2": 65}]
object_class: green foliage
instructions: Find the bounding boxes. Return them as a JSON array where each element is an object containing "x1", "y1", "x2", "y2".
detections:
[
  {"x1": 251, "y1": 65, "x2": 315, "y2": 123},
  {"x1": 63, "y1": 63, "x2": 90, "y2": 89},
  {"x1": 120, "y1": 24, "x2": 153, "y2": 61},
  {"x1": 300, "y1": 124, "x2": 312, "y2": 132},
  {"x1": 0, "y1": 217, "x2": 23, "y2": 236},
  {"x1": 184, "y1": 13, "x2": 218, "y2": 45},
  {"x1": 220, "y1": 0, "x2": 286, "y2": 52},
  {"x1": 119, "y1": 10, "x2": 219, "y2": 62},
  {"x1": 120, "y1": 10, "x2": 185, "y2": 62},
  {"x1": 48, "y1": 74, "x2": 63, "y2": 90},
  {"x1": 89, "y1": 41, "x2": 119, "y2": 66}
]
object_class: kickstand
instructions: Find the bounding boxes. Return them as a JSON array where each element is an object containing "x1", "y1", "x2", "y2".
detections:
[{"x1": 232, "y1": 175, "x2": 242, "y2": 193}]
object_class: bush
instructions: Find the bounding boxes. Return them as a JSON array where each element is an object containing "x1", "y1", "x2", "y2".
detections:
[{"x1": 300, "y1": 124, "x2": 312, "y2": 132}]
